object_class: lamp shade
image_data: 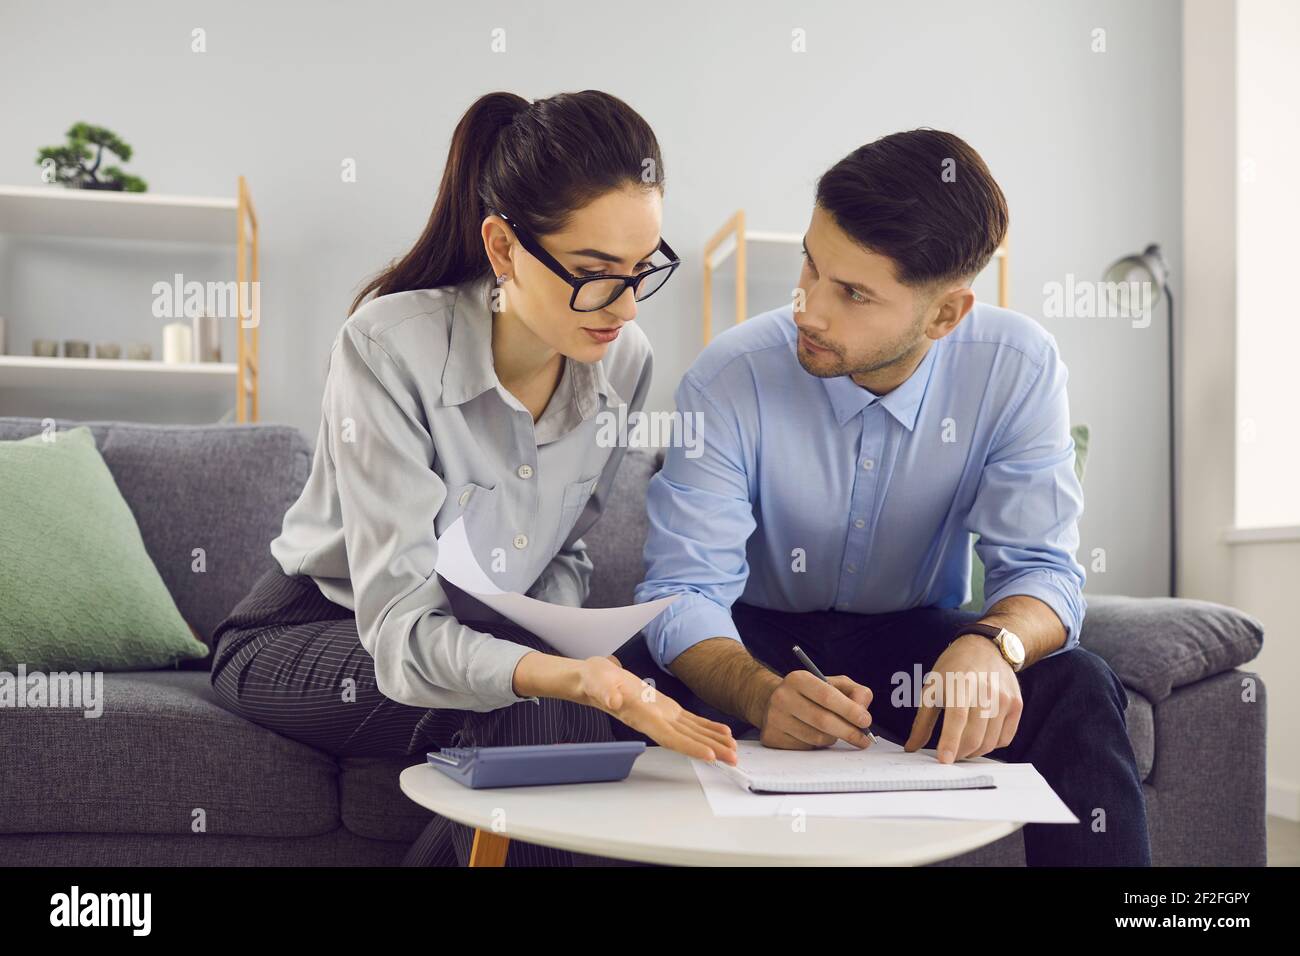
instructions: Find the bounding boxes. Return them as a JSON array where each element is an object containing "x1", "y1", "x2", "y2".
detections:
[{"x1": 1103, "y1": 243, "x2": 1170, "y2": 304}]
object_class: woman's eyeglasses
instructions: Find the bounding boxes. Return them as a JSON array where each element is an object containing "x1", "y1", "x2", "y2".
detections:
[{"x1": 498, "y1": 213, "x2": 681, "y2": 313}]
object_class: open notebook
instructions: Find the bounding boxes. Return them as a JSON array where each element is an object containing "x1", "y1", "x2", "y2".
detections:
[{"x1": 711, "y1": 739, "x2": 997, "y2": 794}]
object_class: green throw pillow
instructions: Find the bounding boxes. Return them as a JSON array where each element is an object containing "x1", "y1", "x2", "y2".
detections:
[
  {"x1": 962, "y1": 423, "x2": 1090, "y2": 612},
  {"x1": 0, "y1": 426, "x2": 208, "y2": 671}
]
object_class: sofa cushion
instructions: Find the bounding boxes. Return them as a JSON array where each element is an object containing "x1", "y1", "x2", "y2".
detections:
[
  {"x1": 338, "y1": 756, "x2": 432, "y2": 842},
  {"x1": 0, "y1": 671, "x2": 339, "y2": 838},
  {"x1": 0, "y1": 426, "x2": 208, "y2": 671},
  {"x1": 1078, "y1": 595, "x2": 1264, "y2": 702},
  {"x1": 0, "y1": 418, "x2": 311, "y2": 659}
]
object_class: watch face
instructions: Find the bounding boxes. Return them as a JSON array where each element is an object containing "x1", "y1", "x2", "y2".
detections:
[{"x1": 1000, "y1": 629, "x2": 1026, "y2": 665}]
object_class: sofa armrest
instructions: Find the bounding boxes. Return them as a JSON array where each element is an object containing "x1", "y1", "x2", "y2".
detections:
[{"x1": 1077, "y1": 594, "x2": 1263, "y2": 702}]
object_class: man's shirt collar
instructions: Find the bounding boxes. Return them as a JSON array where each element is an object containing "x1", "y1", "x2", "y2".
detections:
[{"x1": 819, "y1": 339, "x2": 941, "y2": 430}]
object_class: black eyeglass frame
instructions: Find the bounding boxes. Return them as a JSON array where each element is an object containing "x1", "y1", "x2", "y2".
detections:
[{"x1": 497, "y1": 212, "x2": 681, "y2": 313}]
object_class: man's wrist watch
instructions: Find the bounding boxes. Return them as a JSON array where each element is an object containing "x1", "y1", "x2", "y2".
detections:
[{"x1": 954, "y1": 623, "x2": 1026, "y2": 672}]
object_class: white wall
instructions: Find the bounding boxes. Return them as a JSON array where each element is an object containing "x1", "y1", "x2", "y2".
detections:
[
  {"x1": 0, "y1": 0, "x2": 1183, "y2": 599},
  {"x1": 1183, "y1": 0, "x2": 1298, "y2": 822}
]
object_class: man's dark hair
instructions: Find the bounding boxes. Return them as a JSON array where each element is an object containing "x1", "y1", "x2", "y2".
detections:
[{"x1": 814, "y1": 129, "x2": 1008, "y2": 289}]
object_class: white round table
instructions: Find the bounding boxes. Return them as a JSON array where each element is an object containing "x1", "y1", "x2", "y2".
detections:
[{"x1": 399, "y1": 747, "x2": 1021, "y2": 866}]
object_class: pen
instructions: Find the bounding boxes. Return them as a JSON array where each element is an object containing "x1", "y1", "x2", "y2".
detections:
[{"x1": 791, "y1": 645, "x2": 878, "y2": 744}]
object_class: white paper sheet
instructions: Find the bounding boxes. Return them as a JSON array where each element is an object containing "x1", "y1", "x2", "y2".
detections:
[
  {"x1": 711, "y1": 735, "x2": 998, "y2": 791},
  {"x1": 692, "y1": 739, "x2": 1078, "y2": 823},
  {"x1": 434, "y1": 516, "x2": 678, "y2": 659}
]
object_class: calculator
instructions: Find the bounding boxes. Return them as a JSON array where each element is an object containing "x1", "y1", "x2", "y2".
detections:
[{"x1": 426, "y1": 741, "x2": 647, "y2": 789}]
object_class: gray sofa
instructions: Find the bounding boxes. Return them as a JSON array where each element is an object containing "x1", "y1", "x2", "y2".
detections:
[{"x1": 0, "y1": 417, "x2": 1268, "y2": 866}]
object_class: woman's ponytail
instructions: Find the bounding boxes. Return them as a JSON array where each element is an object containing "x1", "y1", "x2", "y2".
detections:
[{"x1": 349, "y1": 92, "x2": 528, "y2": 314}]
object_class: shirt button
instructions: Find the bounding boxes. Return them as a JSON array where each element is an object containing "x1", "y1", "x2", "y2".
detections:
[
  {"x1": 517, "y1": 464, "x2": 534, "y2": 479},
  {"x1": 854, "y1": 518, "x2": 865, "y2": 528},
  {"x1": 513, "y1": 533, "x2": 528, "y2": 550},
  {"x1": 861, "y1": 459, "x2": 874, "y2": 471},
  {"x1": 458, "y1": 490, "x2": 471, "y2": 506},
  {"x1": 847, "y1": 564, "x2": 857, "y2": 573}
]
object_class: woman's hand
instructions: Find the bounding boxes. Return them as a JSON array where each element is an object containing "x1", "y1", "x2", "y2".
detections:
[
  {"x1": 512, "y1": 652, "x2": 738, "y2": 764},
  {"x1": 580, "y1": 656, "x2": 738, "y2": 764}
]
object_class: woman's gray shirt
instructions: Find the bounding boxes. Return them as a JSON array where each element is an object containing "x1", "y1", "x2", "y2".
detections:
[{"x1": 270, "y1": 276, "x2": 652, "y2": 711}]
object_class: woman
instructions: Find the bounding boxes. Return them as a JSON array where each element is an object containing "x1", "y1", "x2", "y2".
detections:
[{"x1": 209, "y1": 90, "x2": 737, "y2": 867}]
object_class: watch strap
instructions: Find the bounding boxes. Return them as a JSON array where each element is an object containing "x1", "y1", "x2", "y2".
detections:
[
  {"x1": 954, "y1": 622, "x2": 1022, "y2": 670},
  {"x1": 955, "y1": 622, "x2": 1002, "y2": 641}
]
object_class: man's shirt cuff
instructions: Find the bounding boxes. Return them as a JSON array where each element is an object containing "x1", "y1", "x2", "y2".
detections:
[
  {"x1": 641, "y1": 591, "x2": 743, "y2": 670},
  {"x1": 983, "y1": 568, "x2": 1087, "y2": 658}
]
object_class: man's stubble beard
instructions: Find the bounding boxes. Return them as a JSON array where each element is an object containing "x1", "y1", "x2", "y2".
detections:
[{"x1": 797, "y1": 312, "x2": 929, "y2": 381}]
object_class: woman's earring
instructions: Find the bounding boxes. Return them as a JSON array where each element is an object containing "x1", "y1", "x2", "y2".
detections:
[{"x1": 495, "y1": 273, "x2": 509, "y2": 285}]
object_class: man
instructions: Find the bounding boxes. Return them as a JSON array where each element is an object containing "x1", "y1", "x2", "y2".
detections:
[{"x1": 630, "y1": 129, "x2": 1150, "y2": 866}]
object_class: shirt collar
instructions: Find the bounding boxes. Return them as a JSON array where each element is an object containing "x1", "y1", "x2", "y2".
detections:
[
  {"x1": 819, "y1": 338, "x2": 940, "y2": 430},
  {"x1": 441, "y1": 275, "x2": 624, "y2": 413}
]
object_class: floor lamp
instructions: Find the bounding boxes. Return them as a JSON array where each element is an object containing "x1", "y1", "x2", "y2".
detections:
[{"x1": 1104, "y1": 244, "x2": 1175, "y2": 596}]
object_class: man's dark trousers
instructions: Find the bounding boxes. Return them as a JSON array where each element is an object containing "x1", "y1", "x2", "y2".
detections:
[{"x1": 616, "y1": 601, "x2": 1151, "y2": 867}]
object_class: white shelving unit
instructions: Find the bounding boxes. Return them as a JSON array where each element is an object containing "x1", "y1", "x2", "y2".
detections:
[
  {"x1": 0, "y1": 354, "x2": 236, "y2": 395},
  {"x1": 0, "y1": 184, "x2": 237, "y2": 242},
  {"x1": 0, "y1": 179, "x2": 261, "y2": 421}
]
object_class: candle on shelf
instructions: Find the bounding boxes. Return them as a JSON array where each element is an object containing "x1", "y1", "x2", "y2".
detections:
[
  {"x1": 192, "y1": 313, "x2": 221, "y2": 362},
  {"x1": 162, "y1": 322, "x2": 192, "y2": 364}
]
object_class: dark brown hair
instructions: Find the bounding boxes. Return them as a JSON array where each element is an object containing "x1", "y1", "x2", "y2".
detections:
[
  {"x1": 350, "y1": 90, "x2": 664, "y2": 315},
  {"x1": 814, "y1": 128, "x2": 1008, "y2": 289}
]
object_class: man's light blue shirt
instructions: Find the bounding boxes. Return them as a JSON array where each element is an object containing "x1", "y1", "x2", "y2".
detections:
[{"x1": 635, "y1": 301, "x2": 1087, "y2": 670}]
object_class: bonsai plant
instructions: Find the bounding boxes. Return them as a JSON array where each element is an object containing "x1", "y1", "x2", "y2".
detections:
[{"x1": 36, "y1": 123, "x2": 148, "y2": 192}]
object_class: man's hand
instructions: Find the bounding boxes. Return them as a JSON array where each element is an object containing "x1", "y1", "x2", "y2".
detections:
[
  {"x1": 667, "y1": 638, "x2": 874, "y2": 751},
  {"x1": 904, "y1": 634, "x2": 1022, "y2": 763},
  {"x1": 758, "y1": 671, "x2": 875, "y2": 750}
]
